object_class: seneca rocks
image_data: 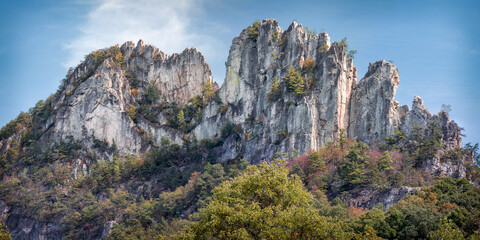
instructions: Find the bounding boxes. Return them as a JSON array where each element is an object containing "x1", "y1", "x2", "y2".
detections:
[
  {"x1": 29, "y1": 19, "x2": 462, "y2": 164},
  {"x1": 0, "y1": 18, "x2": 470, "y2": 240}
]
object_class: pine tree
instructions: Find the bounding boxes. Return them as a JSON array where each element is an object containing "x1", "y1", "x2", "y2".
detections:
[
  {"x1": 267, "y1": 76, "x2": 281, "y2": 101},
  {"x1": 177, "y1": 110, "x2": 186, "y2": 131},
  {"x1": 285, "y1": 66, "x2": 305, "y2": 96},
  {"x1": 378, "y1": 151, "x2": 393, "y2": 172},
  {"x1": 202, "y1": 81, "x2": 214, "y2": 103},
  {"x1": 248, "y1": 20, "x2": 260, "y2": 41}
]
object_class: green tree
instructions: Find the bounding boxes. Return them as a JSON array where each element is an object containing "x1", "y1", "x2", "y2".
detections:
[
  {"x1": 248, "y1": 20, "x2": 260, "y2": 41},
  {"x1": 339, "y1": 37, "x2": 357, "y2": 59},
  {"x1": 177, "y1": 110, "x2": 186, "y2": 130},
  {"x1": 267, "y1": 76, "x2": 281, "y2": 101},
  {"x1": 381, "y1": 129, "x2": 407, "y2": 151},
  {"x1": 338, "y1": 142, "x2": 373, "y2": 187},
  {"x1": 285, "y1": 66, "x2": 306, "y2": 96},
  {"x1": 306, "y1": 151, "x2": 326, "y2": 176},
  {"x1": 378, "y1": 151, "x2": 393, "y2": 172},
  {"x1": 319, "y1": 44, "x2": 329, "y2": 53},
  {"x1": 202, "y1": 81, "x2": 214, "y2": 103},
  {"x1": 347, "y1": 50, "x2": 357, "y2": 59},
  {"x1": 144, "y1": 83, "x2": 159, "y2": 104},
  {"x1": 415, "y1": 121, "x2": 443, "y2": 165},
  {"x1": 429, "y1": 218, "x2": 465, "y2": 240},
  {"x1": 339, "y1": 37, "x2": 349, "y2": 51},
  {"x1": 179, "y1": 160, "x2": 351, "y2": 239}
]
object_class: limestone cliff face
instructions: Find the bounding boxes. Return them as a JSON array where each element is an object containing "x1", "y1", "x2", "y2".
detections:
[
  {"x1": 348, "y1": 60, "x2": 401, "y2": 142},
  {"x1": 38, "y1": 40, "x2": 212, "y2": 156},
  {"x1": 4, "y1": 18, "x2": 462, "y2": 163},
  {"x1": 121, "y1": 40, "x2": 213, "y2": 105},
  {"x1": 196, "y1": 19, "x2": 357, "y2": 161},
  {"x1": 194, "y1": 19, "x2": 461, "y2": 162},
  {"x1": 26, "y1": 18, "x2": 462, "y2": 164},
  {"x1": 44, "y1": 58, "x2": 142, "y2": 156},
  {"x1": 400, "y1": 97, "x2": 462, "y2": 149}
]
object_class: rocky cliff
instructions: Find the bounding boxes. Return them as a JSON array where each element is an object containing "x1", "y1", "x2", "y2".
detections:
[
  {"x1": 0, "y1": 18, "x2": 472, "y2": 239},
  {"x1": 17, "y1": 19, "x2": 461, "y2": 163},
  {"x1": 194, "y1": 19, "x2": 462, "y2": 162},
  {"x1": 33, "y1": 40, "x2": 212, "y2": 158}
]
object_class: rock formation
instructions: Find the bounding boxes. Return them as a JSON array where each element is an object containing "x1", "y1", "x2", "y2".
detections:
[
  {"x1": 0, "y1": 19, "x2": 460, "y2": 164},
  {"x1": 0, "y1": 18, "x2": 470, "y2": 239},
  {"x1": 34, "y1": 40, "x2": 213, "y2": 157},
  {"x1": 193, "y1": 19, "x2": 462, "y2": 162}
]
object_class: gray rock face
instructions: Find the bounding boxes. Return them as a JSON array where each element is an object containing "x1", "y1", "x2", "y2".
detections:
[
  {"x1": 348, "y1": 60, "x2": 401, "y2": 142},
  {"x1": 196, "y1": 19, "x2": 357, "y2": 161},
  {"x1": 43, "y1": 58, "x2": 142, "y2": 156},
  {"x1": 36, "y1": 18, "x2": 462, "y2": 163},
  {"x1": 39, "y1": 40, "x2": 213, "y2": 156},
  {"x1": 399, "y1": 97, "x2": 462, "y2": 149},
  {"x1": 343, "y1": 187, "x2": 419, "y2": 209},
  {"x1": 423, "y1": 155, "x2": 469, "y2": 179},
  {"x1": 194, "y1": 19, "x2": 461, "y2": 162},
  {"x1": 3, "y1": 207, "x2": 62, "y2": 240},
  {"x1": 121, "y1": 40, "x2": 213, "y2": 105}
]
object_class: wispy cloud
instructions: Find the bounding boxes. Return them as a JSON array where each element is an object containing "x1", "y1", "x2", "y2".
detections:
[{"x1": 64, "y1": 0, "x2": 222, "y2": 68}]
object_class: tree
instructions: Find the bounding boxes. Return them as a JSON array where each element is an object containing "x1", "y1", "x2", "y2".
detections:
[
  {"x1": 248, "y1": 20, "x2": 260, "y2": 41},
  {"x1": 177, "y1": 110, "x2": 186, "y2": 131},
  {"x1": 300, "y1": 57, "x2": 316, "y2": 73},
  {"x1": 144, "y1": 83, "x2": 159, "y2": 104},
  {"x1": 179, "y1": 160, "x2": 351, "y2": 239},
  {"x1": 306, "y1": 151, "x2": 326, "y2": 175},
  {"x1": 126, "y1": 104, "x2": 137, "y2": 120},
  {"x1": 441, "y1": 104, "x2": 452, "y2": 114},
  {"x1": 464, "y1": 143, "x2": 479, "y2": 166},
  {"x1": 0, "y1": 219, "x2": 11, "y2": 240},
  {"x1": 202, "y1": 81, "x2": 214, "y2": 103},
  {"x1": 339, "y1": 37, "x2": 349, "y2": 51},
  {"x1": 285, "y1": 66, "x2": 306, "y2": 96},
  {"x1": 415, "y1": 121, "x2": 443, "y2": 165},
  {"x1": 338, "y1": 142, "x2": 372, "y2": 187},
  {"x1": 267, "y1": 76, "x2": 281, "y2": 101},
  {"x1": 319, "y1": 44, "x2": 329, "y2": 53},
  {"x1": 381, "y1": 129, "x2": 406, "y2": 151},
  {"x1": 378, "y1": 151, "x2": 393, "y2": 172},
  {"x1": 429, "y1": 218, "x2": 465, "y2": 240},
  {"x1": 339, "y1": 37, "x2": 357, "y2": 59},
  {"x1": 347, "y1": 50, "x2": 357, "y2": 59}
]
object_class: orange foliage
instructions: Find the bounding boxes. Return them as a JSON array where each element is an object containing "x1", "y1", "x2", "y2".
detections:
[
  {"x1": 425, "y1": 192, "x2": 438, "y2": 204},
  {"x1": 130, "y1": 89, "x2": 139, "y2": 96},
  {"x1": 349, "y1": 205, "x2": 367, "y2": 218},
  {"x1": 188, "y1": 171, "x2": 200, "y2": 184},
  {"x1": 136, "y1": 157, "x2": 143, "y2": 166},
  {"x1": 300, "y1": 57, "x2": 316, "y2": 72},
  {"x1": 437, "y1": 202, "x2": 458, "y2": 212}
]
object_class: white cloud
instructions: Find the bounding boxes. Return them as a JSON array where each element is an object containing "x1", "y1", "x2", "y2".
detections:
[{"x1": 64, "y1": 0, "x2": 222, "y2": 69}]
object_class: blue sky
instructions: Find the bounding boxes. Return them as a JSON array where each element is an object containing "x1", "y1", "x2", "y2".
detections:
[{"x1": 1, "y1": 0, "x2": 479, "y2": 144}]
